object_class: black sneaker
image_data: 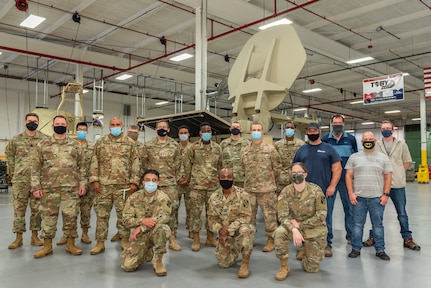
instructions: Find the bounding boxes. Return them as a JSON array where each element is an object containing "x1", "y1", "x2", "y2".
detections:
[
  {"x1": 376, "y1": 251, "x2": 390, "y2": 261},
  {"x1": 348, "y1": 249, "x2": 361, "y2": 258}
]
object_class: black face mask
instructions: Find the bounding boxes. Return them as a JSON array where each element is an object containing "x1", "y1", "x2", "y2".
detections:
[
  {"x1": 362, "y1": 141, "x2": 375, "y2": 150},
  {"x1": 231, "y1": 128, "x2": 241, "y2": 135},
  {"x1": 307, "y1": 134, "x2": 319, "y2": 142},
  {"x1": 157, "y1": 129, "x2": 168, "y2": 137},
  {"x1": 219, "y1": 180, "x2": 234, "y2": 189},
  {"x1": 26, "y1": 121, "x2": 38, "y2": 131},
  {"x1": 53, "y1": 126, "x2": 67, "y2": 135},
  {"x1": 332, "y1": 125, "x2": 344, "y2": 136}
]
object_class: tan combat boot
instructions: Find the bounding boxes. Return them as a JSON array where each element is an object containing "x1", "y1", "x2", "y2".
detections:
[
  {"x1": 191, "y1": 232, "x2": 200, "y2": 252},
  {"x1": 81, "y1": 227, "x2": 92, "y2": 244},
  {"x1": 153, "y1": 254, "x2": 167, "y2": 276},
  {"x1": 168, "y1": 233, "x2": 181, "y2": 251},
  {"x1": 56, "y1": 235, "x2": 67, "y2": 246},
  {"x1": 31, "y1": 231, "x2": 43, "y2": 246},
  {"x1": 238, "y1": 255, "x2": 250, "y2": 278},
  {"x1": 66, "y1": 237, "x2": 82, "y2": 255},
  {"x1": 8, "y1": 233, "x2": 23, "y2": 249},
  {"x1": 90, "y1": 241, "x2": 105, "y2": 255},
  {"x1": 275, "y1": 258, "x2": 291, "y2": 281},
  {"x1": 263, "y1": 236, "x2": 275, "y2": 252},
  {"x1": 110, "y1": 232, "x2": 121, "y2": 242},
  {"x1": 205, "y1": 230, "x2": 217, "y2": 247},
  {"x1": 34, "y1": 238, "x2": 53, "y2": 258}
]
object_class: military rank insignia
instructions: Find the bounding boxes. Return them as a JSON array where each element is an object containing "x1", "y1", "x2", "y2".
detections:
[{"x1": 243, "y1": 200, "x2": 249, "y2": 208}]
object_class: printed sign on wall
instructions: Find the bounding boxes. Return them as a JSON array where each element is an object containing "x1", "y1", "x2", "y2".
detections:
[
  {"x1": 362, "y1": 73, "x2": 404, "y2": 105},
  {"x1": 424, "y1": 68, "x2": 431, "y2": 99}
]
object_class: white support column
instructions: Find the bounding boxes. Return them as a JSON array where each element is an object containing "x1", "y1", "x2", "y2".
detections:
[
  {"x1": 194, "y1": 0, "x2": 208, "y2": 110},
  {"x1": 75, "y1": 64, "x2": 84, "y2": 118}
]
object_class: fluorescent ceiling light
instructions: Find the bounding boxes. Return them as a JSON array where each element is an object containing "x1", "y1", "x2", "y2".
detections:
[
  {"x1": 384, "y1": 110, "x2": 400, "y2": 114},
  {"x1": 350, "y1": 100, "x2": 363, "y2": 104},
  {"x1": 155, "y1": 101, "x2": 169, "y2": 106},
  {"x1": 412, "y1": 118, "x2": 421, "y2": 121},
  {"x1": 402, "y1": 72, "x2": 409, "y2": 76},
  {"x1": 345, "y1": 130, "x2": 355, "y2": 133},
  {"x1": 82, "y1": 89, "x2": 89, "y2": 94},
  {"x1": 346, "y1": 56, "x2": 374, "y2": 64},
  {"x1": 320, "y1": 125, "x2": 329, "y2": 129},
  {"x1": 293, "y1": 107, "x2": 307, "y2": 112},
  {"x1": 170, "y1": 53, "x2": 193, "y2": 62},
  {"x1": 0, "y1": 52, "x2": 2, "y2": 55},
  {"x1": 302, "y1": 88, "x2": 322, "y2": 93},
  {"x1": 259, "y1": 18, "x2": 293, "y2": 30},
  {"x1": 361, "y1": 121, "x2": 374, "y2": 125},
  {"x1": 115, "y1": 74, "x2": 133, "y2": 81},
  {"x1": 20, "y1": 15, "x2": 46, "y2": 29}
]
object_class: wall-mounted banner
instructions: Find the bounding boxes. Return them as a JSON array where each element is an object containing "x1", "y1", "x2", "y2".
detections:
[
  {"x1": 424, "y1": 68, "x2": 431, "y2": 99},
  {"x1": 362, "y1": 73, "x2": 404, "y2": 105}
]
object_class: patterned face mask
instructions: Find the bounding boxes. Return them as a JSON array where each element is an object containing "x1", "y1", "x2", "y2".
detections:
[{"x1": 290, "y1": 173, "x2": 305, "y2": 184}]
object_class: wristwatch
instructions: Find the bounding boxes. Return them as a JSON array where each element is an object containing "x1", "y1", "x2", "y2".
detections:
[{"x1": 383, "y1": 192, "x2": 390, "y2": 197}]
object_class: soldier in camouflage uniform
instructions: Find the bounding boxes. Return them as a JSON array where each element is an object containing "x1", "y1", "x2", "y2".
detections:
[
  {"x1": 31, "y1": 115, "x2": 87, "y2": 258},
  {"x1": 274, "y1": 162, "x2": 327, "y2": 280},
  {"x1": 57, "y1": 122, "x2": 95, "y2": 246},
  {"x1": 141, "y1": 120, "x2": 182, "y2": 251},
  {"x1": 5, "y1": 113, "x2": 47, "y2": 249},
  {"x1": 121, "y1": 169, "x2": 171, "y2": 276},
  {"x1": 274, "y1": 121, "x2": 305, "y2": 192},
  {"x1": 89, "y1": 117, "x2": 141, "y2": 255},
  {"x1": 183, "y1": 122, "x2": 222, "y2": 251},
  {"x1": 220, "y1": 122, "x2": 250, "y2": 188},
  {"x1": 208, "y1": 168, "x2": 255, "y2": 278},
  {"x1": 176, "y1": 125, "x2": 192, "y2": 235},
  {"x1": 241, "y1": 123, "x2": 282, "y2": 252}
]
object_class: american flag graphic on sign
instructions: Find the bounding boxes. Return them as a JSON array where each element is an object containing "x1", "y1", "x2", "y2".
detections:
[{"x1": 425, "y1": 68, "x2": 431, "y2": 99}]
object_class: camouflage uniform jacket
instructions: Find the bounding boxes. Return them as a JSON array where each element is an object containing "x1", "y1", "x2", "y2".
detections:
[
  {"x1": 241, "y1": 142, "x2": 282, "y2": 193},
  {"x1": 123, "y1": 189, "x2": 171, "y2": 233},
  {"x1": 183, "y1": 139, "x2": 222, "y2": 191},
  {"x1": 74, "y1": 140, "x2": 95, "y2": 180},
  {"x1": 5, "y1": 130, "x2": 47, "y2": 184},
  {"x1": 178, "y1": 141, "x2": 192, "y2": 179},
  {"x1": 208, "y1": 186, "x2": 252, "y2": 236},
  {"x1": 141, "y1": 137, "x2": 181, "y2": 186},
  {"x1": 274, "y1": 137, "x2": 306, "y2": 186},
  {"x1": 220, "y1": 137, "x2": 250, "y2": 182},
  {"x1": 31, "y1": 135, "x2": 87, "y2": 191},
  {"x1": 278, "y1": 182, "x2": 327, "y2": 238},
  {"x1": 89, "y1": 133, "x2": 140, "y2": 186}
]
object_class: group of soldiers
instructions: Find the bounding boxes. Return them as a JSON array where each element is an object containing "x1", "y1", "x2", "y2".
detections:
[{"x1": 6, "y1": 112, "x2": 419, "y2": 279}]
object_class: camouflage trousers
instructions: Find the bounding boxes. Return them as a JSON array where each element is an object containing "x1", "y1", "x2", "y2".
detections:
[
  {"x1": 79, "y1": 188, "x2": 94, "y2": 228},
  {"x1": 39, "y1": 186, "x2": 80, "y2": 239},
  {"x1": 248, "y1": 192, "x2": 278, "y2": 236},
  {"x1": 94, "y1": 184, "x2": 130, "y2": 241},
  {"x1": 274, "y1": 225, "x2": 326, "y2": 272},
  {"x1": 215, "y1": 223, "x2": 255, "y2": 268},
  {"x1": 121, "y1": 223, "x2": 171, "y2": 272},
  {"x1": 178, "y1": 185, "x2": 191, "y2": 230},
  {"x1": 189, "y1": 188, "x2": 217, "y2": 232},
  {"x1": 158, "y1": 185, "x2": 179, "y2": 233},
  {"x1": 11, "y1": 182, "x2": 41, "y2": 233}
]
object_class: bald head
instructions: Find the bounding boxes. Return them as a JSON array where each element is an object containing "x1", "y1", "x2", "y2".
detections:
[{"x1": 219, "y1": 168, "x2": 233, "y2": 180}]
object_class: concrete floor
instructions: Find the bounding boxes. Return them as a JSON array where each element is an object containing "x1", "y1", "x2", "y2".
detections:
[{"x1": 0, "y1": 182, "x2": 430, "y2": 288}]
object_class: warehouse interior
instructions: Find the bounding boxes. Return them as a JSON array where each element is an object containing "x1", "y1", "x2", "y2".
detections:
[{"x1": 0, "y1": 0, "x2": 431, "y2": 287}]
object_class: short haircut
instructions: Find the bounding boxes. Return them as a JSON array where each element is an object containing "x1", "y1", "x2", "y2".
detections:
[
  {"x1": 285, "y1": 121, "x2": 296, "y2": 128},
  {"x1": 292, "y1": 162, "x2": 308, "y2": 173},
  {"x1": 178, "y1": 125, "x2": 190, "y2": 133},
  {"x1": 76, "y1": 122, "x2": 88, "y2": 129},
  {"x1": 331, "y1": 114, "x2": 345, "y2": 123},
  {"x1": 53, "y1": 115, "x2": 67, "y2": 122},
  {"x1": 250, "y1": 122, "x2": 264, "y2": 131},
  {"x1": 143, "y1": 169, "x2": 160, "y2": 180},
  {"x1": 156, "y1": 119, "x2": 169, "y2": 127},
  {"x1": 25, "y1": 113, "x2": 39, "y2": 121},
  {"x1": 200, "y1": 122, "x2": 211, "y2": 129},
  {"x1": 381, "y1": 120, "x2": 394, "y2": 129},
  {"x1": 129, "y1": 124, "x2": 139, "y2": 130}
]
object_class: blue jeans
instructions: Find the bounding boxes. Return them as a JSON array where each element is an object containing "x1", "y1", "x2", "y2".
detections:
[
  {"x1": 352, "y1": 196, "x2": 386, "y2": 253},
  {"x1": 337, "y1": 182, "x2": 353, "y2": 241},
  {"x1": 368, "y1": 187, "x2": 412, "y2": 240},
  {"x1": 326, "y1": 193, "x2": 336, "y2": 248}
]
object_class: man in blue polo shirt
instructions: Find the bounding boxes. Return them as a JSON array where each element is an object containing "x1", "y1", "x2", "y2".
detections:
[
  {"x1": 322, "y1": 114, "x2": 358, "y2": 245},
  {"x1": 293, "y1": 122, "x2": 342, "y2": 257}
]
